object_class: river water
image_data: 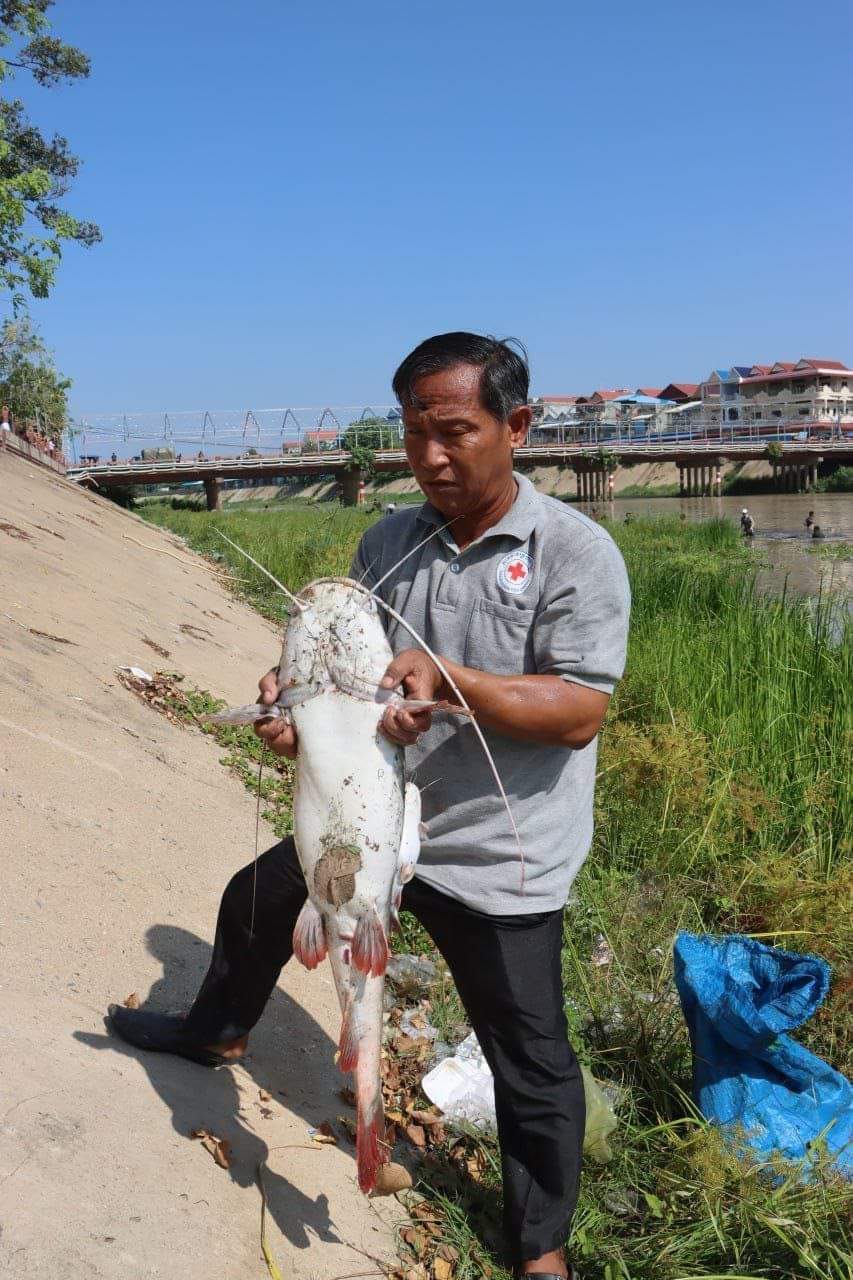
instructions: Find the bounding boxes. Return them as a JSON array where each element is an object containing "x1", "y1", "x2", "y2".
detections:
[{"x1": 581, "y1": 492, "x2": 852, "y2": 604}]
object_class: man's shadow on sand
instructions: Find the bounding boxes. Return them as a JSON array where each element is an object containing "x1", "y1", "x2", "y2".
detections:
[{"x1": 75, "y1": 923, "x2": 344, "y2": 1251}]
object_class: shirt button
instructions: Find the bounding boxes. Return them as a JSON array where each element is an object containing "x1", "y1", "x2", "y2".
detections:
[{"x1": 450, "y1": 562, "x2": 461, "y2": 573}]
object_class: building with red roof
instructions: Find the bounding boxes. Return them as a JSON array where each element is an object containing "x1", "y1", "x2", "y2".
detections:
[
  {"x1": 736, "y1": 358, "x2": 853, "y2": 427},
  {"x1": 658, "y1": 383, "x2": 699, "y2": 404}
]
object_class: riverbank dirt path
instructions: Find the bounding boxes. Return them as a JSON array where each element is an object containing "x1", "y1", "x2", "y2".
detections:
[{"x1": 0, "y1": 451, "x2": 399, "y2": 1278}]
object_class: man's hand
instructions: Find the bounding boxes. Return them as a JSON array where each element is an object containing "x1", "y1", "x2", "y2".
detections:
[
  {"x1": 379, "y1": 648, "x2": 446, "y2": 747},
  {"x1": 253, "y1": 668, "x2": 298, "y2": 759}
]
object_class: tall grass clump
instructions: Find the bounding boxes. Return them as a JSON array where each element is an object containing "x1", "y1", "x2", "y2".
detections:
[{"x1": 141, "y1": 502, "x2": 852, "y2": 1279}]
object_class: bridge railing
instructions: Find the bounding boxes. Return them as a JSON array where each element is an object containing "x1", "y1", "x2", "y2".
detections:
[{"x1": 66, "y1": 436, "x2": 853, "y2": 482}]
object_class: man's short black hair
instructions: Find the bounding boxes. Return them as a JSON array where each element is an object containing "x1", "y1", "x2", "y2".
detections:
[{"x1": 392, "y1": 332, "x2": 529, "y2": 422}]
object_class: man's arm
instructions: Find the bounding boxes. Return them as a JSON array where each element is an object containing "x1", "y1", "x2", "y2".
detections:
[
  {"x1": 379, "y1": 651, "x2": 609, "y2": 749},
  {"x1": 383, "y1": 531, "x2": 629, "y2": 749}
]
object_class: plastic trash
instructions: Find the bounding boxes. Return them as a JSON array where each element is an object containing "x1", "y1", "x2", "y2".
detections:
[
  {"x1": 422, "y1": 1033, "x2": 618, "y2": 1161},
  {"x1": 582, "y1": 1068, "x2": 619, "y2": 1162},
  {"x1": 422, "y1": 1033, "x2": 494, "y2": 1134},
  {"x1": 386, "y1": 954, "x2": 437, "y2": 998},
  {"x1": 674, "y1": 932, "x2": 853, "y2": 1177},
  {"x1": 399, "y1": 1007, "x2": 438, "y2": 1042},
  {"x1": 118, "y1": 665, "x2": 152, "y2": 682}
]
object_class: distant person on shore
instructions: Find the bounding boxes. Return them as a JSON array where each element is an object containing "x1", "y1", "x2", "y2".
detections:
[
  {"x1": 0, "y1": 405, "x2": 10, "y2": 449},
  {"x1": 740, "y1": 508, "x2": 755, "y2": 537},
  {"x1": 384, "y1": 502, "x2": 397, "y2": 517},
  {"x1": 812, "y1": 524, "x2": 825, "y2": 540},
  {"x1": 111, "y1": 451, "x2": 117, "y2": 464},
  {"x1": 804, "y1": 510, "x2": 815, "y2": 530}
]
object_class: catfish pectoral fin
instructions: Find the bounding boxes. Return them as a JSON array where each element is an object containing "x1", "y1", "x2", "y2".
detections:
[{"x1": 292, "y1": 899, "x2": 328, "y2": 970}]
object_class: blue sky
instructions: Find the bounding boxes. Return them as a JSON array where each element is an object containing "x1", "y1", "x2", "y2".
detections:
[{"x1": 15, "y1": 0, "x2": 853, "y2": 417}]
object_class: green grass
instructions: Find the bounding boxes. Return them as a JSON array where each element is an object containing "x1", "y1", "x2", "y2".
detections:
[
  {"x1": 141, "y1": 501, "x2": 853, "y2": 1280},
  {"x1": 809, "y1": 541, "x2": 853, "y2": 562},
  {"x1": 615, "y1": 483, "x2": 681, "y2": 498}
]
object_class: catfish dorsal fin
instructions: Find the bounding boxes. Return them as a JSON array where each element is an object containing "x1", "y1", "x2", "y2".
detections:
[{"x1": 368, "y1": 593, "x2": 527, "y2": 894}]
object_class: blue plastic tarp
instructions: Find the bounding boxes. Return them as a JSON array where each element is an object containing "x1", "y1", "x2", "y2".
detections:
[{"x1": 674, "y1": 932, "x2": 852, "y2": 1177}]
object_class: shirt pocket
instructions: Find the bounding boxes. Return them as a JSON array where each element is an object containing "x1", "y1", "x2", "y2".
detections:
[{"x1": 464, "y1": 598, "x2": 537, "y2": 674}]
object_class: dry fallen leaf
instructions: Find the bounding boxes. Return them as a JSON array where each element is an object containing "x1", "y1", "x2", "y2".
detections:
[
  {"x1": 433, "y1": 1259, "x2": 453, "y2": 1280},
  {"x1": 339, "y1": 1086, "x2": 357, "y2": 1107},
  {"x1": 400, "y1": 1226, "x2": 428, "y2": 1256},
  {"x1": 370, "y1": 1161, "x2": 413, "y2": 1196},
  {"x1": 404, "y1": 1123, "x2": 426, "y2": 1149},
  {"x1": 190, "y1": 1128, "x2": 231, "y2": 1170},
  {"x1": 258, "y1": 1088, "x2": 271, "y2": 1102},
  {"x1": 124, "y1": 992, "x2": 140, "y2": 1009},
  {"x1": 310, "y1": 1119, "x2": 337, "y2": 1145},
  {"x1": 409, "y1": 1108, "x2": 443, "y2": 1126}
]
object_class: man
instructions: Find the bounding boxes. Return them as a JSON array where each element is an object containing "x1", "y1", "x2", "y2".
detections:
[
  {"x1": 740, "y1": 507, "x2": 755, "y2": 536},
  {"x1": 0, "y1": 404, "x2": 11, "y2": 449},
  {"x1": 111, "y1": 333, "x2": 630, "y2": 1279}
]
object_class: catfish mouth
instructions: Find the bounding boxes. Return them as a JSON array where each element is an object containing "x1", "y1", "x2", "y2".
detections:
[{"x1": 299, "y1": 575, "x2": 370, "y2": 602}]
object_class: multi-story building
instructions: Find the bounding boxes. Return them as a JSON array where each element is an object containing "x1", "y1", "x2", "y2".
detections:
[
  {"x1": 699, "y1": 367, "x2": 754, "y2": 424},
  {"x1": 736, "y1": 359, "x2": 853, "y2": 428}
]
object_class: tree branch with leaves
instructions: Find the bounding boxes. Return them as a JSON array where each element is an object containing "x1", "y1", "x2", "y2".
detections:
[{"x1": 0, "y1": 1, "x2": 100, "y2": 309}]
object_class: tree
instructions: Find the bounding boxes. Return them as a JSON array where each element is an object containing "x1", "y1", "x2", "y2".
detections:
[
  {"x1": 0, "y1": 313, "x2": 69, "y2": 437},
  {"x1": 0, "y1": 2, "x2": 100, "y2": 309}
]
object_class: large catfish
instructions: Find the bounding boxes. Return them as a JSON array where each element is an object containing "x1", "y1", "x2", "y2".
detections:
[
  {"x1": 213, "y1": 574, "x2": 427, "y2": 1191},
  {"x1": 209, "y1": 538, "x2": 521, "y2": 1195}
]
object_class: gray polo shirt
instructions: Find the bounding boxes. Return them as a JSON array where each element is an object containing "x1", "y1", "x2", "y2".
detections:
[{"x1": 351, "y1": 472, "x2": 630, "y2": 914}]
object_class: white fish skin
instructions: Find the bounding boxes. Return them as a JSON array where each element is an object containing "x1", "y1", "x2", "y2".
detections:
[{"x1": 281, "y1": 578, "x2": 418, "y2": 1193}]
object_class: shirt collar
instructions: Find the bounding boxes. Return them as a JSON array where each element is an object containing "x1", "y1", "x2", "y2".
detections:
[{"x1": 416, "y1": 471, "x2": 539, "y2": 547}]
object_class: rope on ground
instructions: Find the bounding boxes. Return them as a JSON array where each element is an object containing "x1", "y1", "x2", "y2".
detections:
[{"x1": 122, "y1": 533, "x2": 201, "y2": 567}]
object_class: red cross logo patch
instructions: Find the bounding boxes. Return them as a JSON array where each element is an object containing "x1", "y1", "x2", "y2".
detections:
[{"x1": 496, "y1": 550, "x2": 533, "y2": 595}]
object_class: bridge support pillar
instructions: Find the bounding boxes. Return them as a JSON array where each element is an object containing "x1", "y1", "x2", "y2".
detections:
[
  {"x1": 339, "y1": 466, "x2": 362, "y2": 507},
  {"x1": 678, "y1": 466, "x2": 685, "y2": 497},
  {"x1": 204, "y1": 477, "x2": 222, "y2": 511}
]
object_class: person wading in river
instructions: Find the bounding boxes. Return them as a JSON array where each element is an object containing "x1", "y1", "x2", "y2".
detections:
[{"x1": 110, "y1": 333, "x2": 631, "y2": 1280}]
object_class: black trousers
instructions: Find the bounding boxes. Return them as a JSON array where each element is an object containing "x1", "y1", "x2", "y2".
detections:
[{"x1": 184, "y1": 838, "x2": 585, "y2": 1263}]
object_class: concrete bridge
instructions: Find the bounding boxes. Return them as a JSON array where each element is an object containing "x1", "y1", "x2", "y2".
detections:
[{"x1": 67, "y1": 439, "x2": 853, "y2": 509}]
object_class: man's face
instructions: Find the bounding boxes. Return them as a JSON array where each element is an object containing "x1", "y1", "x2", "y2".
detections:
[{"x1": 402, "y1": 363, "x2": 530, "y2": 518}]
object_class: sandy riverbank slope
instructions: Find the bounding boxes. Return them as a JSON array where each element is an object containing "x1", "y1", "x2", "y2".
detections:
[{"x1": 0, "y1": 450, "x2": 398, "y2": 1278}]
